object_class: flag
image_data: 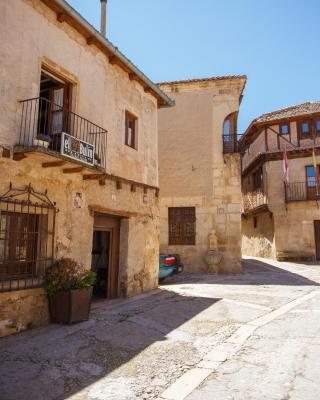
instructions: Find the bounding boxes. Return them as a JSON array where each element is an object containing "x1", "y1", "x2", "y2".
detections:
[
  {"x1": 313, "y1": 147, "x2": 319, "y2": 194},
  {"x1": 283, "y1": 146, "x2": 289, "y2": 184}
]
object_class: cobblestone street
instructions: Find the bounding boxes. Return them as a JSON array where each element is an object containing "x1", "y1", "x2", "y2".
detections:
[{"x1": 1, "y1": 257, "x2": 320, "y2": 400}]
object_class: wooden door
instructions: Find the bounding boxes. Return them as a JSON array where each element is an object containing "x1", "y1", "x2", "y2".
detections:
[
  {"x1": 314, "y1": 220, "x2": 320, "y2": 260},
  {"x1": 93, "y1": 214, "x2": 120, "y2": 299}
]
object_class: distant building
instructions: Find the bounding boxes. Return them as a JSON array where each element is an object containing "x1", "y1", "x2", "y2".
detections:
[
  {"x1": 241, "y1": 102, "x2": 320, "y2": 260},
  {"x1": 0, "y1": 0, "x2": 173, "y2": 336},
  {"x1": 158, "y1": 76, "x2": 247, "y2": 273}
]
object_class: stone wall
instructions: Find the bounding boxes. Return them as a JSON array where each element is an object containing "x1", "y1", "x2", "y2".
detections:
[
  {"x1": 158, "y1": 79, "x2": 245, "y2": 273},
  {"x1": 0, "y1": 288, "x2": 49, "y2": 337},
  {"x1": 241, "y1": 212, "x2": 275, "y2": 258},
  {"x1": 242, "y1": 157, "x2": 320, "y2": 259},
  {"x1": 0, "y1": 0, "x2": 162, "y2": 336}
]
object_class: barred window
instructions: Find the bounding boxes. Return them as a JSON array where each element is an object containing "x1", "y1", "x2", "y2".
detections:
[
  {"x1": 0, "y1": 185, "x2": 56, "y2": 292},
  {"x1": 168, "y1": 207, "x2": 196, "y2": 245}
]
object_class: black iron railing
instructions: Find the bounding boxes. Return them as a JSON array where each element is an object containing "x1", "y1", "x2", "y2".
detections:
[
  {"x1": 285, "y1": 181, "x2": 320, "y2": 202},
  {"x1": 223, "y1": 134, "x2": 242, "y2": 153},
  {"x1": 18, "y1": 97, "x2": 107, "y2": 168},
  {"x1": 242, "y1": 190, "x2": 267, "y2": 213}
]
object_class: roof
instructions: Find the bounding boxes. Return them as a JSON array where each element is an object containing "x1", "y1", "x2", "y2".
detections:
[
  {"x1": 254, "y1": 102, "x2": 320, "y2": 124},
  {"x1": 158, "y1": 75, "x2": 247, "y2": 86},
  {"x1": 241, "y1": 101, "x2": 320, "y2": 147},
  {"x1": 40, "y1": 0, "x2": 174, "y2": 108}
]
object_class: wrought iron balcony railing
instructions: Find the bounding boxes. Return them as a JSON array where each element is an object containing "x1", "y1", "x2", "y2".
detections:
[
  {"x1": 285, "y1": 181, "x2": 320, "y2": 202},
  {"x1": 17, "y1": 97, "x2": 107, "y2": 169},
  {"x1": 242, "y1": 190, "x2": 267, "y2": 213},
  {"x1": 223, "y1": 134, "x2": 242, "y2": 153}
]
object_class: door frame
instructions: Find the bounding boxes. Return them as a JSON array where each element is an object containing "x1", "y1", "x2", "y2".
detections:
[
  {"x1": 93, "y1": 213, "x2": 120, "y2": 299},
  {"x1": 314, "y1": 220, "x2": 320, "y2": 260}
]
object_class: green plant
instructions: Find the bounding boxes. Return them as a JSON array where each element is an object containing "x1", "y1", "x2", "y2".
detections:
[{"x1": 45, "y1": 258, "x2": 96, "y2": 296}]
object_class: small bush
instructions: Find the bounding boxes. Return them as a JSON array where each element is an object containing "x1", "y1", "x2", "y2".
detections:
[{"x1": 45, "y1": 258, "x2": 96, "y2": 296}]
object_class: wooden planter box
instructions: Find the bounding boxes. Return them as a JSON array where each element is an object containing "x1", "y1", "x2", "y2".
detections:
[{"x1": 49, "y1": 287, "x2": 92, "y2": 324}]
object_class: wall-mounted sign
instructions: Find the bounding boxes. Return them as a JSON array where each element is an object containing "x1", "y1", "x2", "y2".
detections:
[{"x1": 61, "y1": 132, "x2": 94, "y2": 166}]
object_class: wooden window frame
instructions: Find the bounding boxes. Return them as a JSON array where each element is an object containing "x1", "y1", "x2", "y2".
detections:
[
  {"x1": 168, "y1": 207, "x2": 196, "y2": 246},
  {"x1": 125, "y1": 110, "x2": 137, "y2": 149},
  {"x1": 298, "y1": 120, "x2": 311, "y2": 139},
  {"x1": 315, "y1": 119, "x2": 320, "y2": 135},
  {"x1": 279, "y1": 123, "x2": 290, "y2": 136}
]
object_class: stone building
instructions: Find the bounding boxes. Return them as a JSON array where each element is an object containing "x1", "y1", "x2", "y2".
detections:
[
  {"x1": 241, "y1": 102, "x2": 320, "y2": 260},
  {"x1": 158, "y1": 76, "x2": 247, "y2": 273},
  {"x1": 0, "y1": 0, "x2": 174, "y2": 336}
]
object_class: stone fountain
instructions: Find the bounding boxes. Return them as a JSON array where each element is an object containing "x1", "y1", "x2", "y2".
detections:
[{"x1": 203, "y1": 229, "x2": 223, "y2": 274}]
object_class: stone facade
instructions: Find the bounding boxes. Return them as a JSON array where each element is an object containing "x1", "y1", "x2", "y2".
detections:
[
  {"x1": 0, "y1": 0, "x2": 172, "y2": 336},
  {"x1": 241, "y1": 111, "x2": 320, "y2": 260},
  {"x1": 158, "y1": 77, "x2": 246, "y2": 273}
]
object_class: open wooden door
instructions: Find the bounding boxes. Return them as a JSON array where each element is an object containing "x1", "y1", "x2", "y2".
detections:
[{"x1": 92, "y1": 214, "x2": 120, "y2": 299}]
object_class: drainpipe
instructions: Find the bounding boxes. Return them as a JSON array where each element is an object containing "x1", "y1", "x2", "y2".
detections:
[{"x1": 100, "y1": 0, "x2": 107, "y2": 37}]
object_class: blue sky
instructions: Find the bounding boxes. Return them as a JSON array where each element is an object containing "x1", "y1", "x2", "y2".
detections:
[{"x1": 67, "y1": 0, "x2": 320, "y2": 132}]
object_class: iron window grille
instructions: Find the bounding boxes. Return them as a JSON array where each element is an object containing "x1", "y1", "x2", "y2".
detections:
[
  {"x1": 168, "y1": 207, "x2": 196, "y2": 245},
  {"x1": 0, "y1": 184, "x2": 56, "y2": 292}
]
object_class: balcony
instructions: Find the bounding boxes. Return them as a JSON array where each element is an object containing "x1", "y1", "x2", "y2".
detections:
[
  {"x1": 14, "y1": 97, "x2": 107, "y2": 170},
  {"x1": 242, "y1": 190, "x2": 268, "y2": 214},
  {"x1": 285, "y1": 181, "x2": 320, "y2": 202},
  {"x1": 223, "y1": 134, "x2": 242, "y2": 154}
]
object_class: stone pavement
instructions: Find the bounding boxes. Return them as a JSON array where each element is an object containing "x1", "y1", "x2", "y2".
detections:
[{"x1": 1, "y1": 257, "x2": 320, "y2": 400}]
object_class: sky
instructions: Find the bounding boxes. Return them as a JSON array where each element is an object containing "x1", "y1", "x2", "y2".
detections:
[{"x1": 67, "y1": 0, "x2": 320, "y2": 132}]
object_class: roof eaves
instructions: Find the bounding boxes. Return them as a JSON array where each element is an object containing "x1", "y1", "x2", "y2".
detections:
[{"x1": 42, "y1": 0, "x2": 175, "y2": 107}]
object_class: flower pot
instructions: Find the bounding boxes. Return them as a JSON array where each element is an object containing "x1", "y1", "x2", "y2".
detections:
[{"x1": 49, "y1": 287, "x2": 92, "y2": 324}]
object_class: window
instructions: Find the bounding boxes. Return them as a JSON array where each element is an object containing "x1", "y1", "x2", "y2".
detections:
[
  {"x1": 0, "y1": 184, "x2": 55, "y2": 292},
  {"x1": 280, "y1": 123, "x2": 290, "y2": 135},
  {"x1": 168, "y1": 207, "x2": 195, "y2": 245},
  {"x1": 299, "y1": 121, "x2": 310, "y2": 138},
  {"x1": 223, "y1": 112, "x2": 238, "y2": 138},
  {"x1": 125, "y1": 111, "x2": 137, "y2": 149},
  {"x1": 306, "y1": 165, "x2": 319, "y2": 187},
  {"x1": 253, "y1": 167, "x2": 263, "y2": 191},
  {"x1": 316, "y1": 120, "x2": 320, "y2": 134}
]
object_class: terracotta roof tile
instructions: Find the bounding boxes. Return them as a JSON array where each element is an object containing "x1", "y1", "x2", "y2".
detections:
[{"x1": 254, "y1": 102, "x2": 320, "y2": 124}]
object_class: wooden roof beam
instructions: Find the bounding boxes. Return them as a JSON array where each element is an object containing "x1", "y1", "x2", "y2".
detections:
[{"x1": 42, "y1": 161, "x2": 66, "y2": 168}]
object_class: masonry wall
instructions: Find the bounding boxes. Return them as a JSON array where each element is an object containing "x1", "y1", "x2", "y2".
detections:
[
  {"x1": 158, "y1": 79, "x2": 245, "y2": 273},
  {"x1": 0, "y1": 0, "x2": 159, "y2": 186},
  {"x1": 241, "y1": 212, "x2": 276, "y2": 258},
  {"x1": 0, "y1": 0, "x2": 161, "y2": 336},
  {"x1": 242, "y1": 157, "x2": 320, "y2": 259}
]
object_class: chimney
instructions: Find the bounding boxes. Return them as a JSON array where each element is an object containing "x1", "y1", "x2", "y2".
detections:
[{"x1": 100, "y1": 0, "x2": 107, "y2": 37}]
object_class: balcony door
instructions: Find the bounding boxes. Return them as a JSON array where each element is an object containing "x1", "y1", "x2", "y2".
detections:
[
  {"x1": 39, "y1": 70, "x2": 71, "y2": 141},
  {"x1": 306, "y1": 165, "x2": 320, "y2": 200}
]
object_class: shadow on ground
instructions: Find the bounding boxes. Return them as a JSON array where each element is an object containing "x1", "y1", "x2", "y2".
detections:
[
  {"x1": 0, "y1": 290, "x2": 220, "y2": 400},
  {"x1": 162, "y1": 258, "x2": 320, "y2": 287}
]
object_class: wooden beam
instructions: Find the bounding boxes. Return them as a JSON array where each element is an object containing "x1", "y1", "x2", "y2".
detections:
[
  {"x1": 116, "y1": 180, "x2": 122, "y2": 190},
  {"x1": 129, "y1": 73, "x2": 140, "y2": 82},
  {"x1": 99, "y1": 179, "x2": 106, "y2": 186},
  {"x1": 144, "y1": 87, "x2": 153, "y2": 94},
  {"x1": 109, "y1": 56, "x2": 117, "y2": 65},
  {"x1": 62, "y1": 167, "x2": 84, "y2": 174},
  {"x1": 83, "y1": 174, "x2": 104, "y2": 181},
  {"x1": 2, "y1": 148, "x2": 11, "y2": 158},
  {"x1": 57, "y1": 12, "x2": 67, "y2": 23},
  {"x1": 143, "y1": 187, "x2": 148, "y2": 194},
  {"x1": 131, "y1": 184, "x2": 136, "y2": 192},
  {"x1": 155, "y1": 188, "x2": 160, "y2": 197},
  {"x1": 42, "y1": 161, "x2": 65, "y2": 168},
  {"x1": 86, "y1": 36, "x2": 95, "y2": 45},
  {"x1": 13, "y1": 153, "x2": 26, "y2": 161}
]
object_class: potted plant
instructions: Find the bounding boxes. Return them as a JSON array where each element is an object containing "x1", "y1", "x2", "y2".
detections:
[
  {"x1": 94, "y1": 153, "x2": 101, "y2": 167},
  {"x1": 33, "y1": 133, "x2": 50, "y2": 148},
  {"x1": 45, "y1": 258, "x2": 96, "y2": 324}
]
